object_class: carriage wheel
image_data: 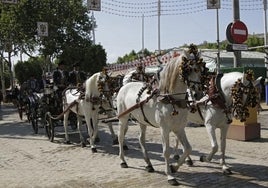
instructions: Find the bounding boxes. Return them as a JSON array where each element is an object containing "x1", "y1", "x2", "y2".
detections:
[
  {"x1": 30, "y1": 110, "x2": 39, "y2": 134},
  {"x1": 45, "y1": 112, "x2": 54, "y2": 142},
  {"x1": 31, "y1": 113, "x2": 38, "y2": 134},
  {"x1": 18, "y1": 108, "x2": 23, "y2": 120},
  {"x1": 25, "y1": 104, "x2": 31, "y2": 122}
]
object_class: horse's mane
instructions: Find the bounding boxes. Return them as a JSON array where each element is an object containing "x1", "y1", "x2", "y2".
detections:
[
  {"x1": 159, "y1": 51, "x2": 188, "y2": 93},
  {"x1": 85, "y1": 72, "x2": 101, "y2": 96}
]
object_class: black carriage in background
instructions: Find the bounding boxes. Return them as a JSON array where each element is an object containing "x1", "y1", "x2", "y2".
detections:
[
  {"x1": 26, "y1": 92, "x2": 44, "y2": 134},
  {"x1": 15, "y1": 78, "x2": 46, "y2": 134},
  {"x1": 17, "y1": 72, "x2": 76, "y2": 137},
  {"x1": 41, "y1": 83, "x2": 77, "y2": 142},
  {"x1": 42, "y1": 65, "x2": 81, "y2": 142}
]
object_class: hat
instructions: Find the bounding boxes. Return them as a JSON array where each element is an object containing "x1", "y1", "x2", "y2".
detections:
[
  {"x1": 58, "y1": 60, "x2": 65, "y2": 66},
  {"x1": 72, "y1": 62, "x2": 80, "y2": 67}
]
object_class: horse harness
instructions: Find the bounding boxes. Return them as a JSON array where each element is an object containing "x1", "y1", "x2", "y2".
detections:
[
  {"x1": 206, "y1": 74, "x2": 233, "y2": 124},
  {"x1": 230, "y1": 70, "x2": 259, "y2": 122},
  {"x1": 197, "y1": 70, "x2": 259, "y2": 123},
  {"x1": 118, "y1": 44, "x2": 208, "y2": 127},
  {"x1": 117, "y1": 81, "x2": 192, "y2": 127}
]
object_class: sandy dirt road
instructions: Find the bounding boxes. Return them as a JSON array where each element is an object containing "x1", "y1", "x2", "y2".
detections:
[{"x1": 0, "y1": 103, "x2": 268, "y2": 188}]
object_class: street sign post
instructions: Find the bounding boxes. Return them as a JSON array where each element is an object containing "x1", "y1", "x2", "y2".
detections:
[
  {"x1": 226, "y1": 22, "x2": 234, "y2": 43},
  {"x1": 232, "y1": 43, "x2": 248, "y2": 51},
  {"x1": 87, "y1": 0, "x2": 101, "y2": 11},
  {"x1": 231, "y1": 20, "x2": 248, "y2": 44},
  {"x1": 207, "y1": 0, "x2": 221, "y2": 73},
  {"x1": 207, "y1": 0, "x2": 220, "y2": 9},
  {"x1": 37, "y1": 22, "x2": 48, "y2": 37}
]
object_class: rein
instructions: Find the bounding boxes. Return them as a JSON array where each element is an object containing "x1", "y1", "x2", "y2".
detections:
[{"x1": 117, "y1": 97, "x2": 149, "y2": 119}]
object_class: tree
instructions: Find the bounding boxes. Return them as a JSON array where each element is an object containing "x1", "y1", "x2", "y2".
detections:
[
  {"x1": 115, "y1": 48, "x2": 153, "y2": 64},
  {"x1": 246, "y1": 35, "x2": 264, "y2": 52},
  {"x1": 0, "y1": 0, "x2": 108, "y2": 86},
  {"x1": 83, "y1": 44, "x2": 107, "y2": 75},
  {"x1": 14, "y1": 57, "x2": 43, "y2": 85}
]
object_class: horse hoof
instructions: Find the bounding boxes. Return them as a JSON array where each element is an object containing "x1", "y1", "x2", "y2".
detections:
[
  {"x1": 173, "y1": 155, "x2": 180, "y2": 161},
  {"x1": 64, "y1": 140, "x2": 71, "y2": 145},
  {"x1": 146, "y1": 165, "x2": 155, "y2": 173},
  {"x1": 168, "y1": 179, "x2": 179, "y2": 186},
  {"x1": 200, "y1": 155, "x2": 206, "y2": 162},
  {"x1": 121, "y1": 162, "x2": 128, "y2": 168},
  {"x1": 113, "y1": 139, "x2": 119, "y2": 145},
  {"x1": 185, "y1": 159, "x2": 193, "y2": 166},
  {"x1": 123, "y1": 145, "x2": 129, "y2": 150},
  {"x1": 170, "y1": 165, "x2": 176, "y2": 173},
  {"x1": 81, "y1": 142, "x2": 86, "y2": 148},
  {"x1": 223, "y1": 169, "x2": 232, "y2": 175},
  {"x1": 91, "y1": 148, "x2": 97, "y2": 153}
]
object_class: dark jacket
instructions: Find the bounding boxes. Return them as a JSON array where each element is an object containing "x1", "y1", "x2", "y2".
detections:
[
  {"x1": 68, "y1": 70, "x2": 87, "y2": 86},
  {"x1": 53, "y1": 68, "x2": 69, "y2": 86}
]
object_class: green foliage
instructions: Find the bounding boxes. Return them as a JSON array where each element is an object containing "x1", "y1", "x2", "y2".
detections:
[
  {"x1": 83, "y1": 44, "x2": 107, "y2": 74},
  {"x1": 115, "y1": 48, "x2": 153, "y2": 64},
  {"x1": 246, "y1": 35, "x2": 264, "y2": 52},
  {"x1": 0, "y1": 62, "x2": 10, "y2": 89},
  {"x1": 197, "y1": 35, "x2": 264, "y2": 52},
  {"x1": 0, "y1": 0, "x2": 107, "y2": 84},
  {"x1": 11, "y1": 0, "x2": 92, "y2": 58},
  {"x1": 14, "y1": 58, "x2": 44, "y2": 84}
]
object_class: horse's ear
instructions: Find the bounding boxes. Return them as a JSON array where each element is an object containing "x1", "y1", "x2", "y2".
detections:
[
  {"x1": 253, "y1": 76, "x2": 263, "y2": 87},
  {"x1": 181, "y1": 49, "x2": 187, "y2": 57}
]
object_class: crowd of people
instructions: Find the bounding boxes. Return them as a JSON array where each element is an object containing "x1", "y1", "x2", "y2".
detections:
[
  {"x1": 22, "y1": 60, "x2": 88, "y2": 95},
  {"x1": 1, "y1": 60, "x2": 151, "y2": 108}
]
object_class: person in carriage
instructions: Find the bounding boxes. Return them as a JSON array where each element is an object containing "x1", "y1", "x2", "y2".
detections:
[
  {"x1": 27, "y1": 75, "x2": 41, "y2": 102},
  {"x1": 44, "y1": 60, "x2": 69, "y2": 115},
  {"x1": 52, "y1": 60, "x2": 69, "y2": 96},
  {"x1": 68, "y1": 62, "x2": 87, "y2": 88}
]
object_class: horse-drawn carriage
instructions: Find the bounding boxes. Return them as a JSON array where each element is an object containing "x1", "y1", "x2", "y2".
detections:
[
  {"x1": 8, "y1": 44, "x2": 262, "y2": 186},
  {"x1": 11, "y1": 83, "x2": 46, "y2": 134},
  {"x1": 15, "y1": 77, "x2": 77, "y2": 136},
  {"x1": 42, "y1": 84, "x2": 78, "y2": 142},
  {"x1": 42, "y1": 70, "x2": 123, "y2": 147}
]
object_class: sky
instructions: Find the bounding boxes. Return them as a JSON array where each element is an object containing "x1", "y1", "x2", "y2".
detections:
[{"x1": 91, "y1": 0, "x2": 266, "y2": 64}]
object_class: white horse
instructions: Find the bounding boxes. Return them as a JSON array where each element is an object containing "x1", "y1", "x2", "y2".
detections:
[
  {"x1": 62, "y1": 88, "x2": 87, "y2": 147},
  {"x1": 174, "y1": 70, "x2": 260, "y2": 174},
  {"x1": 116, "y1": 45, "x2": 206, "y2": 186},
  {"x1": 62, "y1": 72, "x2": 120, "y2": 151}
]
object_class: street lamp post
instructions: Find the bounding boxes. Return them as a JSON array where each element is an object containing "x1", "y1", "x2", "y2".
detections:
[
  {"x1": 233, "y1": 0, "x2": 242, "y2": 67},
  {"x1": 157, "y1": 0, "x2": 161, "y2": 53},
  {"x1": 216, "y1": 8, "x2": 220, "y2": 73},
  {"x1": 207, "y1": 0, "x2": 221, "y2": 73},
  {"x1": 263, "y1": 0, "x2": 268, "y2": 104}
]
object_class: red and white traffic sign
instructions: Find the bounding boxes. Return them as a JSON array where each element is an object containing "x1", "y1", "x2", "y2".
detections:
[{"x1": 231, "y1": 20, "x2": 248, "y2": 44}]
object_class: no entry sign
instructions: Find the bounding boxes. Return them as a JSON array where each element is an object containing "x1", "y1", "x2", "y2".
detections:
[{"x1": 231, "y1": 20, "x2": 248, "y2": 44}]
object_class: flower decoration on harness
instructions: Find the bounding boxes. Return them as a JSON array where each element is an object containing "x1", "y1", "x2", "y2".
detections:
[
  {"x1": 231, "y1": 70, "x2": 259, "y2": 122},
  {"x1": 179, "y1": 44, "x2": 208, "y2": 92}
]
